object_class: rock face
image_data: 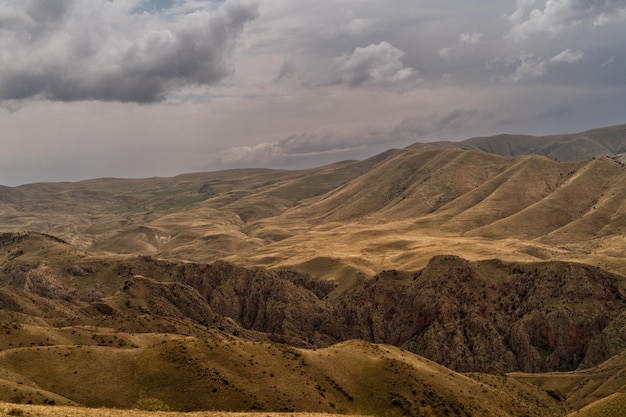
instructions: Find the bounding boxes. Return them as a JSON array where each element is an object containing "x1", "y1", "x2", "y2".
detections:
[
  {"x1": 329, "y1": 256, "x2": 626, "y2": 373},
  {"x1": 1, "y1": 233, "x2": 625, "y2": 373}
]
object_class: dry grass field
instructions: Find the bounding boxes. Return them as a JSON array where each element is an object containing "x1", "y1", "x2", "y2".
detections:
[
  {"x1": 1, "y1": 147, "x2": 625, "y2": 284},
  {"x1": 0, "y1": 403, "x2": 365, "y2": 417},
  {"x1": 565, "y1": 393, "x2": 626, "y2": 417}
]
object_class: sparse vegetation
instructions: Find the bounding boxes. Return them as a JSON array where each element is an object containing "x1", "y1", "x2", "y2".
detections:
[{"x1": 134, "y1": 397, "x2": 170, "y2": 411}]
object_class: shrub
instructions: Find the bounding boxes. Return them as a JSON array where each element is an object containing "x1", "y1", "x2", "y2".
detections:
[{"x1": 134, "y1": 397, "x2": 170, "y2": 411}]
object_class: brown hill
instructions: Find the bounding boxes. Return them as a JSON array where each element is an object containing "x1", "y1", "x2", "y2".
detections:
[
  {"x1": 1, "y1": 233, "x2": 625, "y2": 415},
  {"x1": 0, "y1": 336, "x2": 568, "y2": 416},
  {"x1": 330, "y1": 255, "x2": 626, "y2": 373},
  {"x1": 1, "y1": 145, "x2": 625, "y2": 281},
  {"x1": 510, "y1": 349, "x2": 626, "y2": 413},
  {"x1": 409, "y1": 122, "x2": 626, "y2": 162},
  {"x1": 2, "y1": 233, "x2": 625, "y2": 374}
]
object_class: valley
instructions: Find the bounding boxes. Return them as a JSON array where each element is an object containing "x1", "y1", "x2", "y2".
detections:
[{"x1": 0, "y1": 123, "x2": 625, "y2": 416}]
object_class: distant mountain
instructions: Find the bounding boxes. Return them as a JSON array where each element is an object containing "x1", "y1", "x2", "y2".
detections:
[
  {"x1": 409, "y1": 123, "x2": 626, "y2": 162},
  {"x1": 1, "y1": 140, "x2": 626, "y2": 283}
]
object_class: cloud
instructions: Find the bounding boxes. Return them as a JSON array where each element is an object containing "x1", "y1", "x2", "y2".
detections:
[
  {"x1": 438, "y1": 47, "x2": 451, "y2": 59},
  {"x1": 459, "y1": 31, "x2": 483, "y2": 45},
  {"x1": 332, "y1": 42, "x2": 419, "y2": 87},
  {"x1": 499, "y1": 52, "x2": 548, "y2": 83},
  {"x1": 218, "y1": 131, "x2": 372, "y2": 167},
  {"x1": 340, "y1": 16, "x2": 382, "y2": 37},
  {"x1": 593, "y1": 14, "x2": 609, "y2": 26},
  {"x1": 217, "y1": 109, "x2": 480, "y2": 167},
  {"x1": 495, "y1": 48, "x2": 585, "y2": 83},
  {"x1": 438, "y1": 30, "x2": 482, "y2": 61},
  {"x1": 550, "y1": 48, "x2": 584, "y2": 63},
  {"x1": 272, "y1": 61, "x2": 295, "y2": 83},
  {"x1": 508, "y1": 0, "x2": 626, "y2": 40},
  {"x1": 0, "y1": 0, "x2": 259, "y2": 103}
]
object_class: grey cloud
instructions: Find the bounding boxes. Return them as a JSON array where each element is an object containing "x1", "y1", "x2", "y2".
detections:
[
  {"x1": 389, "y1": 110, "x2": 484, "y2": 142},
  {"x1": 550, "y1": 49, "x2": 584, "y2": 63},
  {"x1": 508, "y1": 0, "x2": 626, "y2": 40},
  {"x1": 272, "y1": 61, "x2": 295, "y2": 83},
  {"x1": 218, "y1": 132, "x2": 373, "y2": 166},
  {"x1": 217, "y1": 109, "x2": 481, "y2": 168},
  {"x1": 0, "y1": 0, "x2": 259, "y2": 103},
  {"x1": 0, "y1": 0, "x2": 75, "y2": 40},
  {"x1": 332, "y1": 42, "x2": 419, "y2": 87},
  {"x1": 340, "y1": 16, "x2": 382, "y2": 37},
  {"x1": 459, "y1": 31, "x2": 483, "y2": 45},
  {"x1": 500, "y1": 52, "x2": 549, "y2": 83},
  {"x1": 492, "y1": 49, "x2": 586, "y2": 83}
]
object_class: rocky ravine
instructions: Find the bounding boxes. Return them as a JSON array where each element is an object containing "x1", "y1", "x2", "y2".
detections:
[{"x1": 1, "y1": 232, "x2": 625, "y2": 373}]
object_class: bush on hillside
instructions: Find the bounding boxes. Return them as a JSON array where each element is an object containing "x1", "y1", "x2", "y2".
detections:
[{"x1": 134, "y1": 397, "x2": 170, "y2": 411}]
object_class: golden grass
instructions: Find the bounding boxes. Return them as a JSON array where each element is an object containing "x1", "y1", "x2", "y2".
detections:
[
  {"x1": 565, "y1": 393, "x2": 626, "y2": 417},
  {"x1": 0, "y1": 402, "x2": 365, "y2": 417},
  {"x1": 2, "y1": 148, "x2": 626, "y2": 282}
]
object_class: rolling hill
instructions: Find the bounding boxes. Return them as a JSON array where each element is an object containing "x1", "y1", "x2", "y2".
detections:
[
  {"x1": 0, "y1": 145, "x2": 625, "y2": 284},
  {"x1": 0, "y1": 232, "x2": 624, "y2": 415},
  {"x1": 410, "y1": 122, "x2": 626, "y2": 162},
  {"x1": 1, "y1": 123, "x2": 626, "y2": 415}
]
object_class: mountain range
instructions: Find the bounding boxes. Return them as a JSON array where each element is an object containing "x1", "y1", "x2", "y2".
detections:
[{"x1": 1, "y1": 123, "x2": 625, "y2": 416}]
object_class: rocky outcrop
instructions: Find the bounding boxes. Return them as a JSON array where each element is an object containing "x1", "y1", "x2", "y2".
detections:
[
  {"x1": 327, "y1": 256, "x2": 625, "y2": 373},
  {"x1": 1, "y1": 233, "x2": 624, "y2": 373},
  {"x1": 173, "y1": 261, "x2": 334, "y2": 346}
]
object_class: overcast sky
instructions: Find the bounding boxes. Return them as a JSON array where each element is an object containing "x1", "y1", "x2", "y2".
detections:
[{"x1": 1, "y1": 0, "x2": 625, "y2": 185}]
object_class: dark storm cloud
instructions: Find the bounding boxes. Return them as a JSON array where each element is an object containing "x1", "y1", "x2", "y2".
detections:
[{"x1": 0, "y1": 0, "x2": 259, "y2": 102}]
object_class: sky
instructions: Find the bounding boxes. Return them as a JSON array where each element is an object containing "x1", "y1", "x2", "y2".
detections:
[{"x1": 1, "y1": 0, "x2": 625, "y2": 186}]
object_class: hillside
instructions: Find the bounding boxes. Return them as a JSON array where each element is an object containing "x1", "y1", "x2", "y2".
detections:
[
  {"x1": 1, "y1": 124, "x2": 626, "y2": 415},
  {"x1": 409, "y1": 122, "x2": 626, "y2": 162},
  {"x1": 1, "y1": 233, "x2": 625, "y2": 415},
  {"x1": 1, "y1": 147, "x2": 625, "y2": 284},
  {"x1": 1, "y1": 233, "x2": 625, "y2": 373}
]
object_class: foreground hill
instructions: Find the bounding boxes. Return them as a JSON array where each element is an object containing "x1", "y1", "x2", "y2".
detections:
[
  {"x1": 1, "y1": 233, "x2": 625, "y2": 415},
  {"x1": 0, "y1": 336, "x2": 568, "y2": 416}
]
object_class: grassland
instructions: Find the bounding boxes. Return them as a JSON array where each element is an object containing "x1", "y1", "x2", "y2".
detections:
[
  {"x1": 1, "y1": 148, "x2": 625, "y2": 287},
  {"x1": 0, "y1": 402, "x2": 365, "y2": 417}
]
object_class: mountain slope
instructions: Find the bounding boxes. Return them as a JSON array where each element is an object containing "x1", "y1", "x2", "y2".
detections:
[
  {"x1": 409, "y1": 122, "x2": 626, "y2": 162},
  {"x1": 2, "y1": 233, "x2": 625, "y2": 374},
  {"x1": 0, "y1": 337, "x2": 568, "y2": 416},
  {"x1": 1, "y1": 233, "x2": 624, "y2": 414},
  {"x1": 1, "y1": 137, "x2": 626, "y2": 280}
]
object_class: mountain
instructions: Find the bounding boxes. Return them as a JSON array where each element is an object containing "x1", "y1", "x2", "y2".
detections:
[
  {"x1": 1, "y1": 147, "x2": 625, "y2": 284},
  {"x1": 2, "y1": 233, "x2": 625, "y2": 374},
  {"x1": 1, "y1": 123, "x2": 626, "y2": 415},
  {"x1": 409, "y1": 122, "x2": 626, "y2": 162},
  {"x1": 0, "y1": 232, "x2": 624, "y2": 415}
]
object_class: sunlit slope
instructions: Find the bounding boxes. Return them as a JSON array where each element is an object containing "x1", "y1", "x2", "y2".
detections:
[
  {"x1": 410, "y1": 122, "x2": 626, "y2": 162},
  {"x1": 231, "y1": 150, "x2": 625, "y2": 277},
  {"x1": 0, "y1": 152, "x2": 399, "y2": 256},
  {"x1": 511, "y1": 350, "x2": 626, "y2": 414},
  {"x1": 0, "y1": 336, "x2": 567, "y2": 416},
  {"x1": 1, "y1": 146, "x2": 625, "y2": 278}
]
